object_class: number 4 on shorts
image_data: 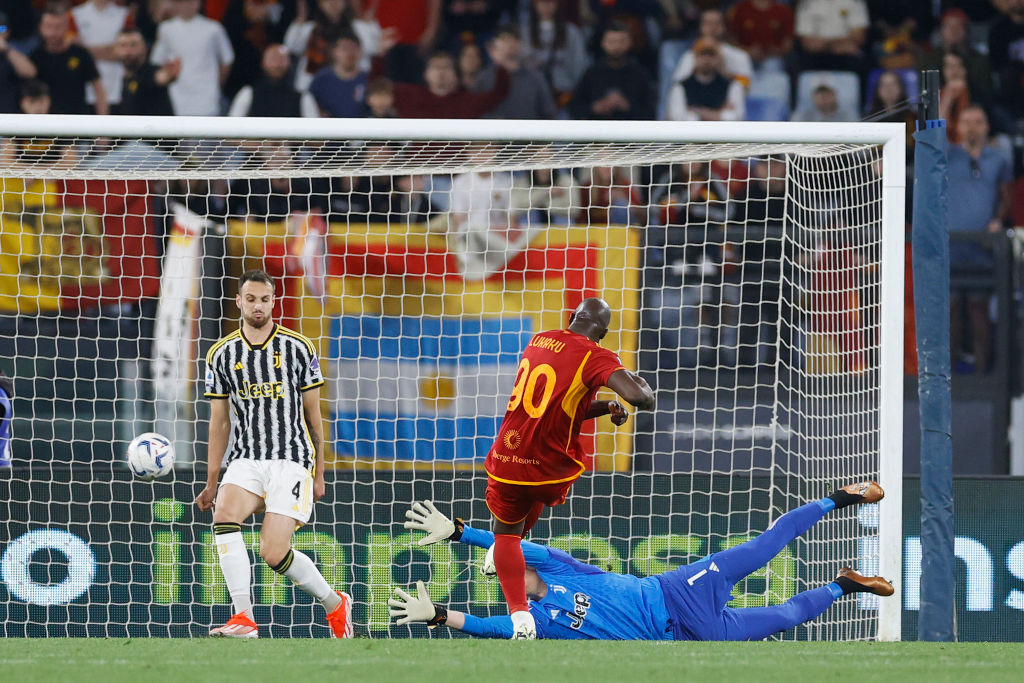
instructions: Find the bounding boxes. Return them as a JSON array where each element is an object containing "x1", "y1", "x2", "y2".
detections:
[{"x1": 292, "y1": 481, "x2": 301, "y2": 499}]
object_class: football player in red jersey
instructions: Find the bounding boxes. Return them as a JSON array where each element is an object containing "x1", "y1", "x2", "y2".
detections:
[{"x1": 484, "y1": 297, "x2": 655, "y2": 639}]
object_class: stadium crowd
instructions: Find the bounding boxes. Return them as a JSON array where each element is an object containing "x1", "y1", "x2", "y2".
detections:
[{"x1": 2, "y1": 0, "x2": 1024, "y2": 373}]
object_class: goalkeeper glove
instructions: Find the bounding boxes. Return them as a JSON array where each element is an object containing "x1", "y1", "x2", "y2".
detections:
[
  {"x1": 388, "y1": 580, "x2": 447, "y2": 626},
  {"x1": 403, "y1": 500, "x2": 462, "y2": 546}
]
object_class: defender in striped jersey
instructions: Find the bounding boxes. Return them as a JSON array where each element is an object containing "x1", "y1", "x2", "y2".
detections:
[{"x1": 195, "y1": 270, "x2": 352, "y2": 639}]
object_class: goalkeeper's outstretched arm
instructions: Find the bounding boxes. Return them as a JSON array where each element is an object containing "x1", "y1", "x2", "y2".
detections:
[
  {"x1": 403, "y1": 500, "x2": 553, "y2": 566},
  {"x1": 388, "y1": 580, "x2": 515, "y2": 639}
]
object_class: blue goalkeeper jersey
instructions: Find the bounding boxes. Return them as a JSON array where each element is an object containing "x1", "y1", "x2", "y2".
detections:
[{"x1": 458, "y1": 525, "x2": 672, "y2": 640}]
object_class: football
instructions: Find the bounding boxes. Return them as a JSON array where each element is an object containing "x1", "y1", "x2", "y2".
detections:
[{"x1": 126, "y1": 432, "x2": 175, "y2": 480}]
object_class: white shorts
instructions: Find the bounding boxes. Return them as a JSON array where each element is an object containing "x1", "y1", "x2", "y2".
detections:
[{"x1": 220, "y1": 459, "x2": 314, "y2": 524}]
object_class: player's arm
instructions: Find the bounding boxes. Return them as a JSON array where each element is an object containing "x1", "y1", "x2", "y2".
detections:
[
  {"x1": 389, "y1": 580, "x2": 515, "y2": 639},
  {"x1": 404, "y1": 500, "x2": 552, "y2": 566},
  {"x1": 584, "y1": 400, "x2": 629, "y2": 426},
  {"x1": 196, "y1": 398, "x2": 230, "y2": 511},
  {"x1": 301, "y1": 386, "x2": 326, "y2": 500},
  {"x1": 605, "y1": 369, "x2": 655, "y2": 410}
]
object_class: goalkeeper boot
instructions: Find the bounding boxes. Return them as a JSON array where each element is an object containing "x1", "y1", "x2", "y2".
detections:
[
  {"x1": 210, "y1": 611, "x2": 259, "y2": 638},
  {"x1": 510, "y1": 610, "x2": 537, "y2": 640},
  {"x1": 828, "y1": 481, "x2": 884, "y2": 510},
  {"x1": 836, "y1": 568, "x2": 895, "y2": 597},
  {"x1": 326, "y1": 591, "x2": 354, "y2": 639}
]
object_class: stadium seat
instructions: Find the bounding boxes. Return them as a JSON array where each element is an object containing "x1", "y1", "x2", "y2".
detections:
[
  {"x1": 745, "y1": 97, "x2": 790, "y2": 122},
  {"x1": 795, "y1": 71, "x2": 860, "y2": 117},
  {"x1": 749, "y1": 71, "x2": 791, "y2": 108},
  {"x1": 863, "y1": 69, "x2": 919, "y2": 112},
  {"x1": 658, "y1": 39, "x2": 691, "y2": 120}
]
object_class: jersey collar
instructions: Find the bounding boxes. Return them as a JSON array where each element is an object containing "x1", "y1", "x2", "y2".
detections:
[{"x1": 240, "y1": 322, "x2": 279, "y2": 350}]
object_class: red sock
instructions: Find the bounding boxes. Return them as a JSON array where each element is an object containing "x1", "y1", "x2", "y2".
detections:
[{"x1": 493, "y1": 533, "x2": 529, "y2": 613}]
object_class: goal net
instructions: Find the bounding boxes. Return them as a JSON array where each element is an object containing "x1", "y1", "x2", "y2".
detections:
[{"x1": 0, "y1": 117, "x2": 904, "y2": 641}]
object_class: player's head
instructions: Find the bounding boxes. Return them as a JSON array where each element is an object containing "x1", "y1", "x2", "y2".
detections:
[
  {"x1": 567, "y1": 297, "x2": 612, "y2": 342},
  {"x1": 236, "y1": 269, "x2": 275, "y2": 329}
]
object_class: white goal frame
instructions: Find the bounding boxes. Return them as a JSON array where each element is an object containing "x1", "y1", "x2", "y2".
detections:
[{"x1": 0, "y1": 115, "x2": 905, "y2": 641}]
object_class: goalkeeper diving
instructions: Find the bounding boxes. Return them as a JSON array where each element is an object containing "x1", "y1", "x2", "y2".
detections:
[{"x1": 389, "y1": 482, "x2": 894, "y2": 640}]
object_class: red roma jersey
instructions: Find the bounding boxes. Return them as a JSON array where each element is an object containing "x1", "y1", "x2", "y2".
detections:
[{"x1": 485, "y1": 330, "x2": 625, "y2": 486}]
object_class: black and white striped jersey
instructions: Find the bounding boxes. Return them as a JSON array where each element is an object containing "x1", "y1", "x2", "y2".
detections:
[{"x1": 204, "y1": 323, "x2": 324, "y2": 470}]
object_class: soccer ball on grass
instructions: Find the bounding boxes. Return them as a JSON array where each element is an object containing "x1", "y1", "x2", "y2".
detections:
[{"x1": 126, "y1": 432, "x2": 175, "y2": 480}]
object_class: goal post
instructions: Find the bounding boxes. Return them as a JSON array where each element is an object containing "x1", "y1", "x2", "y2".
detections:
[{"x1": 0, "y1": 115, "x2": 905, "y2": 640}]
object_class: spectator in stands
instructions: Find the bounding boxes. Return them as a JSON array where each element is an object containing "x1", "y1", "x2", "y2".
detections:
[
  {"x1": 441, "y1": 0, "x2": 507, "y2": 47},
  {"x1": 521, "y1": 0, "x2": 588, "y2": 108},
  {"x1": 151, "y1": 0, "x2": 234, "y2": 116},
  {"x1": 221, "y1": 0, "x2": 294, "y2": 100},
  {"x1": 671, "y1": 8, "x2": 754, "y2": 87},
  {"x1": 577, "y1": 165, "x2": 638, "y2": 225},
  {"x1": 511, "y1": 167, "x2": 579, "y2": 226},
  {"x1": 446, "y1": 143, "x2": 519, "y2": 280},
  {"x1": 458, "y1": 42, "x2": 484, "y2": 90},
  {"x1": 113, "y1": 28, "x2": 177, "y2": 116},
  {"x1": 939, "y1": 50, "x2": 973, "y2": 145},
  {"x1": 865, "y1": 70, "x2": 915, "y2": 148},
  {"x1": 727, "y1": 0, "x2": 795, "y2": 73},
  {"x1": 795, "y1": 0, "x2": 869, "y2": 73},
  {"x1": 650, "y1": 161, "x2": 736, "y2": 272},
  {"x1": 132, "y1": 0, "x2": 176, "y2": 44},
  {"x1": 30, "y1": 5, "x2": 109, "y2": 115},
  {"x1": 865, "y1": 0, "x2": 931, "y2": 70},
  {"x1": 366, "y1": 77, "x2": 397, "y2": 117},
  {"x1": 370, "y1": 0, "x2": 439, "y2": 84},
  {"x1": 584, "y1": 0, "x2": 660, "y2": 75},
  {"x1": 948, "y1": 105, "x2": 1013, "y2": 375},
  {"x1": 229, "y1": 143, "x2": 313, "y2": 219},
  {"x1": 0, "y1": 18, "x2": 38, "y2": 114},
  {"x1": 920, "y1": 9, "x2": 993, "y2": 108},
  {"x1": 70, "y1": 0, "x2": 132, "y2": 109},
  {"x1": 987, "y1": 0, "x2": 1024, "y2": 120},
  {"x1": 568, "y1": 22, "x2": 654, "y2": 121},
  {"x1": 743, "y1": 158, "x2": 787, "y2": 227},
  {"x1": 381, "y1": 51, "x2": 510, "y2": 118},
  {"x1": 472, "y1": 24, "x2": 556, "y2": 119},
  {"x1": 790, "y1": 80, "x2": 857, "y2": 122},
  {"x1": 665, "y1": 37, "x2": 745, "y2": 122},
  {"x1": 18, "y1": 79, "x2": 52, "y2": 116},
  {"x1": 308, "y1": 33, "x2": 367, "y2": 117},
  {"x1": 230, "y1": 44, "x2": 318, "y2": 117},
  {"x1": 0, "y1": 80, "x2": 77, "y2": 169},
  {"x1": 285, "y1": 0, "x2": 381, "y2": 91}
]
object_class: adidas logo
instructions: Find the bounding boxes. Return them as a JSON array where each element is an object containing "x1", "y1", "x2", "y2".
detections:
[{"x1": 234, "y1": 361, "x2": 244, "y2": 371}]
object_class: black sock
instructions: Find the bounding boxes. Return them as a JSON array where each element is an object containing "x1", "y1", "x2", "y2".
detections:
[
  {"x1": 827, "y1": 489, "x2": 862, "y2": 510},
  {"x1": 834, "y1": 575, "x2": 867, "y2": 595}
]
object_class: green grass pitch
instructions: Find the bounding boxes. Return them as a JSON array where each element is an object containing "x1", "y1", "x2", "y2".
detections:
[{"x1": 2, "y1": 640, "x2": 1022, "y2": 683}]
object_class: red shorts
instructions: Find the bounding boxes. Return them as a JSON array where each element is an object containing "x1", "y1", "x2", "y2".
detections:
[{"x1": 485, "y1": 477, "x2": 574, "y2": 528}]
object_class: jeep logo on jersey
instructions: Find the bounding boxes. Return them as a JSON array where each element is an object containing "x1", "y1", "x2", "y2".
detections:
[{"x1": 238, "y1": 380, "x2": 285, "y2": 400}]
